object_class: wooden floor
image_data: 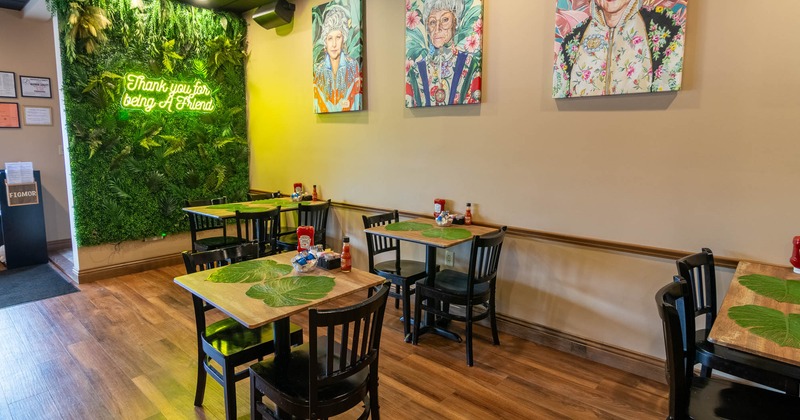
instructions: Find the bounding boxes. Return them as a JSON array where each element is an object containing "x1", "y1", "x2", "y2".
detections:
[{"x1": 0, "y1": 263, "x2": 668, "y2": 419}]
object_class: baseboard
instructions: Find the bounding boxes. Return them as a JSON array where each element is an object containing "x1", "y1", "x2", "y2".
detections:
[
  {"x1": 47, "y1": 238, "x2": 72, "y2": 251},
  {"x1": 76, "y1": 253, "x2": 184, "y2": 283},
  {"x1": 496, "y1": 313, "x2": 666, "y2": 383}
]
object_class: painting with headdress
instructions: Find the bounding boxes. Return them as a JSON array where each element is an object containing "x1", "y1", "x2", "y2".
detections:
[
  {"x1": 553, "y1": 0, "x2": 687, "y2": 98},
  {"x1": 405, "y1": 0, "x2": 483, "y2": 108},
  {"x1": 312, "y1": 0, "x2": 363, "y2": 113}
]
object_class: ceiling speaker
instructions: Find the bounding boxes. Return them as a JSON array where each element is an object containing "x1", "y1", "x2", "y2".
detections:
[{"x1": 253, "y1": 0, "x2": 295, "y2": 30}]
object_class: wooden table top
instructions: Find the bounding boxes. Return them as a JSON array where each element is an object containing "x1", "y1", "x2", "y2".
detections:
[
  {"x1": 709, "y1": 261, "x2": 800, "y2": 367},
  {"x1": 364, "y1": 217, "x2": 498, "y2": 249},
  {"x1": 174, "y1": 252, "x2": 385, "y2": 329},
  {"x1": 182, "y1": 198, "x2": 326, "y2": 219}
]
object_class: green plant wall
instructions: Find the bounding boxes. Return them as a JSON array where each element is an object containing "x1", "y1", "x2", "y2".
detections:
[{"x1": 48, "y1": 0, "x2": 249, "y2": 246}]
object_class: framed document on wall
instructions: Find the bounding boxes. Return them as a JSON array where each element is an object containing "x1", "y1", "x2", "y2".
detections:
[
  {"x1": 23, "y1": 106, "x2": 52, "y2": 126},
  {"x1": 0, "y1": 102, "x2": 20, "y2": 128},
  {"x1": 19, "y1": 76, "x2": 51, "y2": 98},
  {"x1": 0, "y1": 71, "x2": 16, "y2": 98}
]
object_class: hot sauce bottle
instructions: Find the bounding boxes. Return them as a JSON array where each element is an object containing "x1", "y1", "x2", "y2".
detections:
[
  {"x1": 465, "y1": 203, "x2": 472, "y2": 225},
  {"x1": 312, "y1": 185, "x2": 318, "y2": 201},
  {"x1": 341, "y1": 236, "x2": 351, "y2": 273}
]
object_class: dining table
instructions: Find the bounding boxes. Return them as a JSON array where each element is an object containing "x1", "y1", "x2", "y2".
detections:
[
  {"x1": 708, "y1": 260, "x2": 800, "y2": 392},
  {"x1": 364, "y1": 217, "x2": 498, "y2": 342},
  {"x1": 174, "y1": 252, "x2": 385, "y2": 362},
  {"x1": 182, "y1": 197, "x2": 328, "y2": 250}
]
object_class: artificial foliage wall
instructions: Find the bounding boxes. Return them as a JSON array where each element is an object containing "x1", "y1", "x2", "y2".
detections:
[{"x1": 48, "y1": 0, "x2": 249, "y2": 246}]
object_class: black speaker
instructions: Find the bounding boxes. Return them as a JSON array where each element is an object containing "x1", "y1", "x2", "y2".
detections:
[{"x1": 253, "y1": 0, "x2": 295, "y2": 30}]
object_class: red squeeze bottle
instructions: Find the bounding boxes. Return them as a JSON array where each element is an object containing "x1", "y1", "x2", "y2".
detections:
[
  {"x1": 296, "y1": 226, "x2": 314, "y2": 252},
  {"x1": 341, "y1": 236, "x2": 351, "y2": 272},
  {"x1": 791, "y1": 236, "x2": 800, "y2": 274},
  {"x1": 434, "y1": 198, "x2": 445, "y2": 217}
]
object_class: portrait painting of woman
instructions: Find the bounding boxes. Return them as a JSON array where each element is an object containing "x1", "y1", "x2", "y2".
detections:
[
  {"x1": 312, "y1": 0, "x2": 363, "y2": 113},
  {"x1": 405, "y1": 0, "x2": 483, "y2": 108},
  {"x1": 553, "y1": 0, "x2": 687, "y2": 98}
]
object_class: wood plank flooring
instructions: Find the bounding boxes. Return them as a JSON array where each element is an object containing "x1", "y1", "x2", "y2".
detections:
[{"x1": 0, "y1": 264, "x2": 668, "y2": 419}]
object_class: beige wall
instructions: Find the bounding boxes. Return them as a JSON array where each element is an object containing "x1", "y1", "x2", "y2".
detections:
[
  {"x1": 0, "y1": 10, "x2": 71, "y2": 242},
  {"x1": 246, "y1": 0, "x2": 799, "y2": 358}
]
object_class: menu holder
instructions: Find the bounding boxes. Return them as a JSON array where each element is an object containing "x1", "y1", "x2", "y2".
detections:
[{"x1": 5, "y1": 180, "x2": 39, "y2": 206}]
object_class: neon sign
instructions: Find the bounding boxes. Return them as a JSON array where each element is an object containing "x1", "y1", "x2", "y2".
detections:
[{"x1": 120, "y1": 73, "x2": 215, "y2": 113}]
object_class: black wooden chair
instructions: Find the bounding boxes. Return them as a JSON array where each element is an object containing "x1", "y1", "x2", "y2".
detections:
[
  {"x1": 182, "y1": 244, "x2": 304, "y2": 420},
  {"x1": 248, "y1": 191, "x2": 281, "y2": 201},
  {"x1": 656, "y1": 279, "x2": 800, "y2": 420},
  {"x1": 235, "y1": 208, "x2": 281, "y2": 257},
  {"x1": 363, "y1": 210, "x2": 430, "y2": 339},
  {"x1": 677, "y1": 248, "x2": 800, "y2": 394},
  {"x1": 277, "y1": 199, "x2": 331, "y2": 252},
  {"x1": 413, "y1": 226, "x2": 507, "y2": 366},
  {"x1": 249, "y1": 284, "x2": 390, "y2": 420},
  {"x1": 185, "y1": 196, "x2": 244, "y2": 252}
]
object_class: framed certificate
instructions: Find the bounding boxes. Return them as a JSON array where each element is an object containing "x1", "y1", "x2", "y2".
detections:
[
  {"x1": 19, "y1": 76, "x2": 52, "y2": 98},
  {"x1": 0, "y1": 71, "x2": 15, "y2": 98},
  {"x1": 0, "y1": 102, "x2": 21, "y2": 128},
  {"x1": 23, "y1": 106, "x2": 52, "y2": 126}
]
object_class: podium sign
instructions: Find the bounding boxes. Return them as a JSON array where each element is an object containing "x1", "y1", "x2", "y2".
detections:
[{"x1": 5, "y1": 181, "x2": 39, "y2": 206}]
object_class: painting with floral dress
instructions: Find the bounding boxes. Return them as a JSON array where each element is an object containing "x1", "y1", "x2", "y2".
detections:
[
  {"x1": 312, "y1": 0, "x2": 363, "y2": 113},
  {"x1": 405, "y1": 0, "x2": 483, "y2": 107},
  {"x1": 553, "y1": 0, "x2": 687, "y2": 98}
]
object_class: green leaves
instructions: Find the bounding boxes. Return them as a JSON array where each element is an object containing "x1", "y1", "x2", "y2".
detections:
[
  {"x1": 385, "y1": 222, "x2": 433, "y2": 231},
  {"x1": 246, "y1": 276, "x2": 336, "y2": 307},
  {"x1": 207, "y1": 260, "x2": 335, "y2": 308},
  {"x1": 728, "y1": 305, "x2": 800, "y2": 348},
  {"x1": 207, "y1": 260, "x2": 292, "y2": 284},
  {"x1": 422, "y1": 227, "x2": 472, "y2": 240},
  {"x1": 739, "y1": 274, "x2": 800, "y2": 305}
]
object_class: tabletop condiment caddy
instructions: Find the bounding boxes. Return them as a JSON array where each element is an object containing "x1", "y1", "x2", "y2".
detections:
[
  {"x1": 290, "y1": 182, "x2": 320, "y2": 202},
  {"x1": 433, "y1": 198, "x2": 474, "y2": 225}
]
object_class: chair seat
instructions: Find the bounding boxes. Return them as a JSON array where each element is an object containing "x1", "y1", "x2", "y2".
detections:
[
  {"x1": 374, "y1": 259, "x2": 428, "y2": 281},
  {"x1": 250, "y1": 340, "x2": 370, "y2": 403},
  {"x1": 205, "y1": 318, "x2": 303, "y2": 357},
  {"x1": 195, "y1": 235, "x2": 246, "y2": 251},
  {"x1": 688, "y1": 376, "x2": 800, "y2": 419},
  {"x1": 426, "y1": 269, "x2": 490, "y2": 297}
]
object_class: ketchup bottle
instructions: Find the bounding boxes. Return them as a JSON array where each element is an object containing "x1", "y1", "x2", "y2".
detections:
[
  {"x1": 434, "y1": 198, "x2": 445, "y2": 217},
  {"x1": 791, "y1": 236, "x2": 800, "y2": 274},
  {"x1": 341, "y1": 236, "x2": 351, "y2": 272},
  {"x1": 296, "y1": 226, "x2": 314, "y2": 252}
]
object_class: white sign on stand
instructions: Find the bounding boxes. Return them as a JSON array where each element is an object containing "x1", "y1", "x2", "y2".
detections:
[{"x1": 4, "y1": 162, "x2": 34, "y2": 184}]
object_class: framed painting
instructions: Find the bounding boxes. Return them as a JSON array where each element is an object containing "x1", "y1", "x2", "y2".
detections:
[
  {"x1": 552, "y1": 0, "x2": 688, "y2": 98},
  {"x1": 405, "y1": 0, "x2": 483, "y2": 108},
  {"x1": 312, "y1": 0, "x2": 363, "y2": 114}
]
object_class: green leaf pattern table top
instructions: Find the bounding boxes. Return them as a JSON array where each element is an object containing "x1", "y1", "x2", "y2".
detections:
[
  {"x1": 384, "y1": 221, "x2": 471, "y2": 240},
  {"x1": 728, "y1": 305, "x2": 800, "y2": 349},
  {"x1": 245, "y1": 276, "x2": 336, "y2": 307},
  {"x1": 385, "y1": 221, "x2": 433, "y2": 231},
  {"x1": 734, "y1": 274, "x2": 800, "y2": 347},
  {"x1": 739, "y1": 274, "x2": 800, "y2": 305},
  {"x1": 206, "y1": 259, "x2": 335, "y2": 307},
  {"x1": 421, "y1": 227, "x2": 472, "y2": 240}
]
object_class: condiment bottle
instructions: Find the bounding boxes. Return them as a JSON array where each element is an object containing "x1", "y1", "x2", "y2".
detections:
[
  {"x1": 791, "y1": 236, "x2": 800, "y2": 274},
  {"x1": 296, "y1": 226, "x2": 315, "y2": 252},
  {"x1": 465, "y1": 203, "x2": 472, "y2": 225},
  {"x1": 434, "y1": 198, "x2": 445, "y2": 217},
  {"x1": 312, "y1": 185, "x2": 318, "y2": 201},
  {"x1": 341, "y1": 236, "x2": 351, "y2": 272}
]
